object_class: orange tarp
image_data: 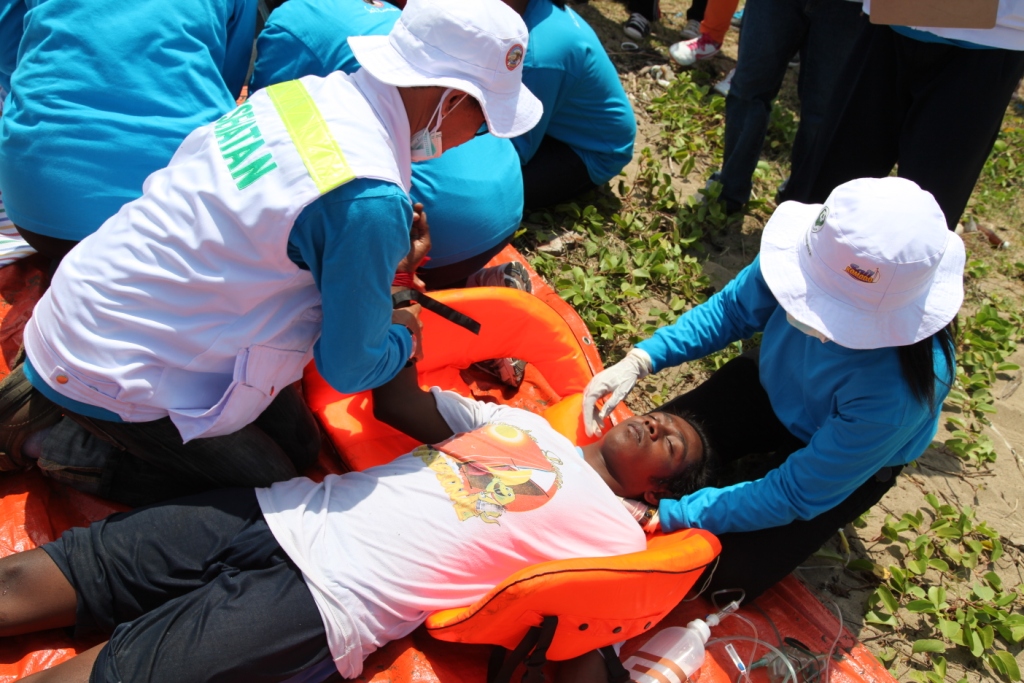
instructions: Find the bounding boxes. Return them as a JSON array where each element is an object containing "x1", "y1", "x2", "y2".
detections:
[{"x1": 0, "y1": 250, "x2": 893, "y2": 683}]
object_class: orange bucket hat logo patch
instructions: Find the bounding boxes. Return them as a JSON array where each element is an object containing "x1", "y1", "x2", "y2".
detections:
[
  {"x1": 845, "y1": 263, "x2": 880, "y2": 283},
  {"x1": 505, "y1": 44, "x2": 524, "y2": 71}
]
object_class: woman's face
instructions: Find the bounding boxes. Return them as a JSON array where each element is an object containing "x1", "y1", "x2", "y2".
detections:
[{"x1": 599, "y1": 412, "x2": 703, "y2": 501}]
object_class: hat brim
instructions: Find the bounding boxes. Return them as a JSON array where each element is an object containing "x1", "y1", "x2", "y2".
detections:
[
  {"x1": 759, "y1": 201, "x2": 965, "y2": 350},
  {"x1": 349, "y1": 35, "x2": 543, "y2": 139}
]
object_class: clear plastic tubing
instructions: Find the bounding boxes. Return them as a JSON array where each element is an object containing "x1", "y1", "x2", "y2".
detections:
[{"x1": 706, "y1": 635, "x2": 800, "y2": 683}]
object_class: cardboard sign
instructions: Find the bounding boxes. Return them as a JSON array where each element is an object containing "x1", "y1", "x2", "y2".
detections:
[{"x1": 870, "y1": 0, "x2": 998, "y2": 29}]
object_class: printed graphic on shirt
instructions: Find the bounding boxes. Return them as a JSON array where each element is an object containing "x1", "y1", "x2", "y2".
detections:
[
  {"x1": 416, "y1": 423, "x2": 563, "y2": 524},
  {"x1": 214, "y1": 103, "x2": 279, "y2": 190}
]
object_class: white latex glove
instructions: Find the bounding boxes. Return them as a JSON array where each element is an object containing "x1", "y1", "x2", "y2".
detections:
[{"x1": 582, "y1": 348, "x2": 653, "y2": 437}]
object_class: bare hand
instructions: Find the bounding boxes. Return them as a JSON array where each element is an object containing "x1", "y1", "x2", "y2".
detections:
[
  {"x1": 395, "y1": 202, "x2": 431, "y2": 292},
  {"x1": 392, "y1": 303, "x2": 423, "y2": 362}
]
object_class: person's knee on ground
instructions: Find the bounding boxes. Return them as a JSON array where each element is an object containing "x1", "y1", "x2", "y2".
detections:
[{"x1": 522, "y1": 136, "x2": 596, "y2": 211}]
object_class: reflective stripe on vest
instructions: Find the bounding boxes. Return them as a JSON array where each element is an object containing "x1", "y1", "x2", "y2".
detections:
[{"x1": 266, "y1": 80, "x2": 356, "y2": 194}]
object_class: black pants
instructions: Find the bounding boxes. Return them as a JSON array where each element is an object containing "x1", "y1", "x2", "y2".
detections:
[
  {"x1": 38, "y1": 383, "x2": 321, "y2": 507},
  {"x1": 659, "y1": 354, "x2": 902, "y2": 600},
  {"x1": 522, "y1": 136, "x2": 596, "y2": 212},
  {"x1": 781, "y1": 23, "x2": 1024, "y2": 229},
  {"x1": 14, "y1": 224, "x2": 78, "y2": 283},
  {"x1": 627, "y1": 0, "x2": 660, "y2": 22},
  {"x1": 418, "y1": 236, "x2": 513, "y2": 290},
  {"x1": 43, "y1": 488, "x2": 331, "y2": 683},
  {"x1": 686, "y1": 0, "x2": 707, "y2": 21}
]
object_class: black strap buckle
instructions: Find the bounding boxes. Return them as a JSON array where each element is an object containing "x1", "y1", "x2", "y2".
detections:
[{"x1": 391, "y1": 289, "x2": 481, "y2": 335}]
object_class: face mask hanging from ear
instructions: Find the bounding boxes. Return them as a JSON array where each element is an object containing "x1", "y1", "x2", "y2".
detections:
[
  {"x1": 410, "y1": 88, "x2": 466, "y2": 162},
  {"x1": 786, "y1": 311, "x2": 830, "y2": 343}
]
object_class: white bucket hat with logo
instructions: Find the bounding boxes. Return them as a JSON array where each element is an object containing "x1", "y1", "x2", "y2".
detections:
[
  {"x1": 760, "y1": 177, "x2": 966, "y2": 350},
  {"x1": 348, "y1": 0, "x2": 542, "y2": 139}
]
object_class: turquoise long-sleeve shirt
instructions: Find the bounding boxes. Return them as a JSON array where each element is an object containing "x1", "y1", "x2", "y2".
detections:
[
  {"x1": 0, "y1": 0, "x2": 25, "y2": 94},
  {"x1": 637, "y1": 256, "x2": 952, "y2": 535},
  {"x1": 516, "y1": 0, "x2": 636, "y2": 185}
]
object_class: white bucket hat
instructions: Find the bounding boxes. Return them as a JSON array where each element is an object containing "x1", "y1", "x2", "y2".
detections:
[
  {"x1": 348, "y1": 0, "x2": 542, "y2": 139},
  {"x1": 760, "y1": 177, "x2": 965, "y2": 350}
]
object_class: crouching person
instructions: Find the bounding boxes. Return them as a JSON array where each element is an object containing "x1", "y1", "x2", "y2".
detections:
[
  {"x1": 0, "y1": 0, "x2": 541, "y2": 506},
  {"x1": 0, "y1": 362, "x2": 709, "y2": 683}
]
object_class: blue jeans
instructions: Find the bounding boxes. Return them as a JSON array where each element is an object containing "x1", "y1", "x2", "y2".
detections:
[{"x1": 717, "y1": 0, "x2": 866, "y2": 209}]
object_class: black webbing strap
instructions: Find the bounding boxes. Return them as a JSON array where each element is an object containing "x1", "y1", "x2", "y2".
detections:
[
  {"x1": 599, "y1": 646, "x2": 632, "y2": 683},
  {"x1": 488, "y1": 616, "x2": 559, "y2": 683},
  {"x1": 523, "y1": 616, "x2": 558, "y2": 683},
  {"x1": 391, "y1": 289, "x2": 482, "y2": 335}
]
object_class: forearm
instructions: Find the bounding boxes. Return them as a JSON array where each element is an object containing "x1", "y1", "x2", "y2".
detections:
[
  {"x1": 636, "y1": 257, "x2": 777, "y2": 371},
  {"x1": 660, "y1": 420, "x2": 908, "y2": 534},
  {"x1": 371, "y1": 365, "x2": 454, "y2": 444}
]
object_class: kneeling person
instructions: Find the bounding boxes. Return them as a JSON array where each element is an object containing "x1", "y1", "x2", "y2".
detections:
[
  {"x1": 1, "y1": 366, "x2": 709, "y2": 683},
  {"x1": 0, "y1": 0, "x2": 541, "y2": 506}
]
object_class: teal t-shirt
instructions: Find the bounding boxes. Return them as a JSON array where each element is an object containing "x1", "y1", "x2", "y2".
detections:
[
  {"x1": 0, "y1": 0, "x2": 25, "y2": 94},
  {"x1": 252, "y1": 0, "x2": 523, "y2": 268},
  {"x1": 516, "y1": 0, "x2": 636, "y2": 185},
  {"x1": 0, "y1": 0, "x2": 257, "y2": 240}
]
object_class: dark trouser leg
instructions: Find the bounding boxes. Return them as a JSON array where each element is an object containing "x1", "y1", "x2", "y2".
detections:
[
  {"x1": 627, "y1": 0, "x2": 660, "y2": 22},
  {"x1": 708, "y1": 464, "x2": 902, "y2": 601},
  {"x1": 42, "y1": 488, "x2": 331, "y2": 683},
  {"x1": 780, "y1": 23, "x2": 906, "y2": 206},
  {"x1": 686, "y1": 0, "x2": 708, "y2": 21},
  {"x1": 789, "y1": 0, "x2": 867, "y2": 179},
  {"x1": 718, "y1": 0, "x2": 808, "y2": 208},
  {"x1": 781, "y1": 26, "x2": 1024, "y2": 229},
  {"x1": 522, "y1": 136, "x2": 596, "y2": 212},
  {"x1": 38, "y1": 383, "x2": 321, "y2": 507},
  {"x1": 893, "y1": 41, "x2": 1024, "y2": 229},
  {"x1": 13, "y1": 224, "x2": 78, "y2": 281},
  {"x1": 417, "y1": 236, "x2": 513, "y2": 290}
]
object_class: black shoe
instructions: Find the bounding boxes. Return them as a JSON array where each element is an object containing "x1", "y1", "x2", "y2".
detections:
[
  {"x1": 0, "y1": 364, "x2": 61, "y2": 471},
  {"x1": 623, "y1": 13, "x2": 651, "y2": 41}
]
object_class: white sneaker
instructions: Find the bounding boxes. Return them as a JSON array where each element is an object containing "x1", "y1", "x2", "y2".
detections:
[
  {"x1": 713, "y1": 68, "x2": 735, "y2": 96},
  {"x1": 680, "y1": 19, "x2": 701, "y2": 40},
  {"x1": 669, "y1": 34, "x2": 722, "y2": 67}
]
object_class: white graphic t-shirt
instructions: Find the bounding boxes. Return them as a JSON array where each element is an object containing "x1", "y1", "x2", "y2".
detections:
[{"x1": 256, "y1": 389, "x2": 645, "y2": 679}]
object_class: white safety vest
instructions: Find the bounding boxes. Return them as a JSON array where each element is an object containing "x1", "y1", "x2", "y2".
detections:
[{"x1": 24, "y1": 70, "x2": 410, "y2": 441}]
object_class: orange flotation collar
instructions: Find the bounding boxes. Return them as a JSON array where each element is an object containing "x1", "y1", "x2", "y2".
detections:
[
  {"x1": 303, "y1": 287, "x2": 627, "y2": 471},
  {"x1": 304, "y1": 286, "x2": 721, "y2": 675}
]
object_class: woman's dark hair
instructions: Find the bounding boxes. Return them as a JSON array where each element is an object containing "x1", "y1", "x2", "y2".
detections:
[
  {"x1": 549, "y1": 0, "x2": 567, "y2": 9},
  {"x1": 897, "y1": 318, "x2": 958, "y2": 410},
  {"x1": 651, "y1": 410, "x2": 714, "y2": 498}
]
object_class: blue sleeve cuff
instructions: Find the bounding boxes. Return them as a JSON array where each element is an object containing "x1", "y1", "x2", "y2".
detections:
[{"x1": 390, "y1": 323, "x2": 413, "y2": 362}]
